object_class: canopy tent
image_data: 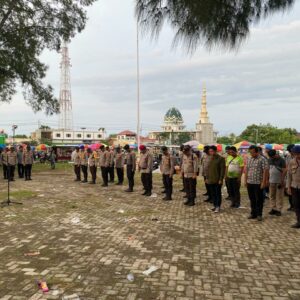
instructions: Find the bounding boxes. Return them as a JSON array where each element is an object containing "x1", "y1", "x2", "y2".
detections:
[{"x1": 272, "y1": 144, "x2": 284, "y2": 151}]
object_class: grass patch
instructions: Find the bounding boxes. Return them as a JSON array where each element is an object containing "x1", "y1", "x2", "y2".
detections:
[
  {"x1": 32, "y1": 162, "x2": 73, "y2": 173},
  {"x1": 0, "y1": 190, "x2": 38, "y2": 201}
]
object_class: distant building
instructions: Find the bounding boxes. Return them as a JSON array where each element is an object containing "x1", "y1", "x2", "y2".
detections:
[
  {"x1": 31, "y1": 128, "x2": 106, "y2": 145},
  {"x1": 110, "y1": 130, "x2": 157, "y2": 147}
]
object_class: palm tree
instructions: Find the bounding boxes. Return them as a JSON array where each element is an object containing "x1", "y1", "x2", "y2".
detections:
[{"x1": 136, "y1": 0, "x2": 295, "y2": 52}]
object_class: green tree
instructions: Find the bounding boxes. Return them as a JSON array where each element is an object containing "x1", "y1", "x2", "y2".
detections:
[
  {"x1": 0, "y1": 0, "x2": 96, "y2": 114},
  {"x1": 39, "y1": 125, "x2": 51, "y2": 130},
  {"x1": 14, "y1": 134, "x2": 28, "y2": 138},
  {"x1": 136, "y1": 0, "x2": 295, "y2": 52},
  {"x1": 175, "y1": 132, "x2": 192, "y2": 145},
  {"x1": 238, "y1": 124, "x2": 298, "y2": 144}
]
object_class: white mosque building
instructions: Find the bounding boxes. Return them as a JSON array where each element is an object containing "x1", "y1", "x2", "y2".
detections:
[{"x1": 149, "y1": 85, "x2": 217, "y2": 145}]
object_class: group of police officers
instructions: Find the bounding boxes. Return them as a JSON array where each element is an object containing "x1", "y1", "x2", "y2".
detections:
[
  {"x1": 71, "y1": 144, "x2": 199, "y2": 206},
  {"x1": 0, "y1": 145, "x2": 34, "y2": 181}
]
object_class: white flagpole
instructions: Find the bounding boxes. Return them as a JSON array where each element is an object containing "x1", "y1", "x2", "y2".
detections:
[{"x1": 136, "y1": 19, "x2": 141, "y2": 152}]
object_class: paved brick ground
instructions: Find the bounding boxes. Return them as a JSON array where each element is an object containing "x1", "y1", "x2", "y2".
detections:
[{"x1": 0, "y1": 164, "x2": 299, "y2": 300}]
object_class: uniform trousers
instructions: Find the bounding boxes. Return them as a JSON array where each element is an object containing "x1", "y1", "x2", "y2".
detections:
[
  {"x1": 18, "y1": 163, "x2": 24, "y2": 178},
  {"x1": 116, "y1": 167, "x2": 124, "y2": 184},
  {"x1": 126, "y1": 165, "x2": 135, "y2": 190},
  {"x1": 7, "y1": 165, "x2": 15, "y2": 181},
  {"x1": 101, "y1": 166, "x2": 109, "y2": 186},
  {"x1": 81, "y1": 165, "x2": 88, "y2": 181},
  {"x1": 24, "y1": 164, "x2": 32, "y2": 179},
  {"x1": 108, "y1": 164, "x2": 115, "y2": 182},
  {"x1": 184, "y1": 177, "x2": 197, "y2": 203},
  {"x1": 74, "y1": 165, "x2": 81, "y2": 181},
  {"x1": 89, "y1": 166, "x2": 97, "y2": 183},
  {"x1": 141, "y1": 172, "x2": 152, "y2": 194},
  {"x1": 3, "y1": 164, "x2": 8, "y2": 179},
  {"x1": 247, "y1": 184, "x2": 264, "y2": 217},
  {"x1": 291, "y1": 188, "x2": 300, "y2": 224},
  {"x1": 163, "y1": 174, "x2": 173, "y2": 199}
]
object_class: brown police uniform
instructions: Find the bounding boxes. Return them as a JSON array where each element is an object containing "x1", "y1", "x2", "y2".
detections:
[
  {"x1": 23, "y1": 150, "x2": 34, "y2": 180},
  {"x1": 108, "y1": 150, "x2": 115, "y2": 182},
  {"x1": 88, "y1": 152, "x2": 97, "y2": 184},
  {"x1": 160, "y1": 153, "x2": 175, "y2": 200},
  {"x1": 7, "y1": 150, "x2": 17, "y2": 181},
  {"x1": 1, "y1": 150, "x2": 8, "y2": 179},
  {"x1": 182, "y1": 153, "x2": 198, "y2": 205},
  {"x1": 73, "y1": 151, "x2": 81, "y2": 181},
  {"x1": 115, "y1": 152, "x2": 125, "y2": 185},
  {"x1": 139, "y1": 151, "x2": 153, "y2": 195},
  {"x1": 80, "y1": 150, "x2": 89, "y2": 182},
  {"x1": 99, "y1": 150, "x2": 110, "y2": 186},
  {"x1": 287, "y1": 158, "x2": 300, "y2": 225},
  {"x1": 125, "y1": 151, "x2": 136, "y2": 191}
]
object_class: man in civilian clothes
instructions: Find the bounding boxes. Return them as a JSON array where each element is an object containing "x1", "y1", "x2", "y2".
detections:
[
  {"x1": 138, "y1": 145, "x2": 153, "y2": 197},
  {"x1": 160, "y1": 146, "x2": 175, "y2": 201},
  {"x1": 1, "y1": 147, "x2": 8, "y2": 180},
  {"x1": 226, "y1": 146, "x2": 244, "y2": 208},
  {"x1": 7, "y1": 147, "x2": 17, "y2": 181},
  {"x1": 201, "y1": 145, "x2": 212, "y2": 202},
  {"x1": 206, "y1": 145, "x2": 226, "y2": 213},
  {"x1": 73, "y1": 147, "x2": 81, "y2": 182},
  {"x1": 87, "y1": 148, "x2": 97, "y2": 184},
  {"x1": 245, "y1": 145, "x2": 269, "y2": 221},
  {"x1": 181, "y1": 145, "x2": 198, "y2": 206},
  {"x1": 115, "y1": 147, "x2": 124, "y2": 185},
  {"x1": 80, "y1": 146, "x2": 88, "y2": 183},
  {"x1": 124, "y1": 144, "x2": 136, "y2": 192},
  {"x1": 99, "y1": 145, "x2": 110, "y2": 187},
  {"x1": 17, "y1": 145, "x2": 24, "y2": 178},
  {"x1": 23, "y1": 145, "x2": 34, "y2": 181},
  {"x1": 287, "y1": 145, "x2": 300, "y2": 228}
]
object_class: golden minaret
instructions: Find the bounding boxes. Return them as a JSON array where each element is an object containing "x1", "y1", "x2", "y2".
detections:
[{"x1": 200, "y1": 84, "x2": 210, "y2": 124}]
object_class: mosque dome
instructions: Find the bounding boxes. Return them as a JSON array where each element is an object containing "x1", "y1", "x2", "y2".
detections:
[{"x1": 164, "y1": 107, "x2": 183, "y2": 123}]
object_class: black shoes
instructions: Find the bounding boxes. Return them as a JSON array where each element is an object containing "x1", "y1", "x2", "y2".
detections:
[
  {"x1": 101, "y1": 184, "x2": 108, "y2": 187},
  {"x1": 287, "y1": 207, "x2": 295, "y2": 211},
  {"x1": 257, "y1": 216, "x2": 263, "y2": 221},
  {"x1": 291, "y1": 223, "x2": 300, "y2": 229},
  {"x1": 125, "y1": 189, "x2": 133, "y2": 192},
  {"x1": 269, "y1": 209, "x2": 281, "y2": 216},
  {"x1": 145, "y1": 192, "x2": 152, "y2": 197},
  {"x1": 163, "y1": 197, "x2": 172, "y2": 201},
  {"x1": 248, "y1": 215, "x2": 257, "y2": 219},
  {"x1": 180, "y1": 189, "x2": 185, "y2": 192}
]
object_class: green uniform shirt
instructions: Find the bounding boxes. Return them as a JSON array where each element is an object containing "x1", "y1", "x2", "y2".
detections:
[{"x1": 226, "y1": 155, "x2": 244, "y2": 178}]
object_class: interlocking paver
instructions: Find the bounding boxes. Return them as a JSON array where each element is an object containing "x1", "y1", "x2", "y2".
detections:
[{"x1": 0, "y1": 165, "x2": 300, "y2": 299}]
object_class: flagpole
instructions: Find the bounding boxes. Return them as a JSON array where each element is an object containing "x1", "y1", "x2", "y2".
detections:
[{"x1": 136, "y1": 19, "x2": 141, "y2": 152}]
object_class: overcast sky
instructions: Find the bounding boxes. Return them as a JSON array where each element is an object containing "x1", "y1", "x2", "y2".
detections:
[{"x1": 1, "y1": 0, "x2": 300, "y2": 137}]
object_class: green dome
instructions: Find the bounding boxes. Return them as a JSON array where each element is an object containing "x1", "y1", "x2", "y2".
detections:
[{"x1": 164, "y1": 107, "x2": 183, "y2": 122}]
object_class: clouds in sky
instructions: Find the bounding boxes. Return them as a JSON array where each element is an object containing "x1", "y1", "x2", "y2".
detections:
[{"x1": 0, "y1": 0, "x2": 299, "y2": 136}]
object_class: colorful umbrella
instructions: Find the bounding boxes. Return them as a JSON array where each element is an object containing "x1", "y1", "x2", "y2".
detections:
[
  {"x1": 215, "y1": 144, "x2": 223, "y2": 152},
  {"x1": 90, "y1": 143, "x2": 101, "y2": 151},
  {"x1": 36, "y1": 144, "x2": 48, "y2": 151}
]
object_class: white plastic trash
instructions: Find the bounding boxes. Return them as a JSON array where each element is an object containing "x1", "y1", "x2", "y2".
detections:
[
  {"x1": 143, "y1": 266, "x2": 159, "y2": 276},
  {"x1": 127, "y1": 273, "x2": 134, "y2": 282}
]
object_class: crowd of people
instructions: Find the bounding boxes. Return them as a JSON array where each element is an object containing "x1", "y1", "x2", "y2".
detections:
[
  {"x1": 1, "y1": 142, "x2": 300, "y2": 229},
  {"x1": 69, "y1": 143, "x2": 300, "y2": 229}
]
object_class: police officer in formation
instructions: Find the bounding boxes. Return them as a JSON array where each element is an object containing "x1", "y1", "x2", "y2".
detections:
[
  {"x1": 115, "y1": 147, "x2": 125, "y2": 185},
  {"x1": 87, "y1": 148, "x2": 97, "y2": 184},
  {"x1": 138, "y1": 145, "x2": 153, "y2": 197},
  {"x1": 23, "y1": 145, "x2": 34, "y2": 181},
  {"x1": 1, "y1": 147, "x2": 8, "y2": 180},
  {"x1": 160, "y1": 146, "x2": 175, "y2": 201},
  {"x1": 73, "y1": 147, "x2": 81, "y2": 182},
  {"x1": 124, "y1": 144, "x2": 136, "y2": 192},
  {"x1": 17, "y1": 145, "x2": 24, "y2": 178},
  {"x1": 80, "y1": 146, "x2": 88, "y2": 183}
]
